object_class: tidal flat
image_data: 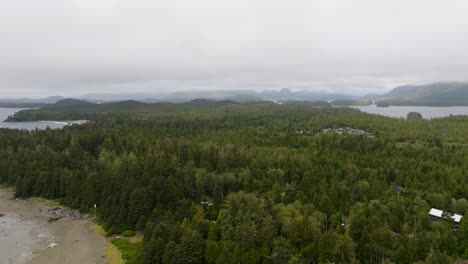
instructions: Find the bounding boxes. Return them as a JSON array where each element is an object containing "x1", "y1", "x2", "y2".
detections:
[{"x1": 0, "y1": 188, "x2": 107, "y2": 264}]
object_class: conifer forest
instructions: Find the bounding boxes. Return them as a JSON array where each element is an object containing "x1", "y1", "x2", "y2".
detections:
[{"x1": 1, "y1": 102, "x2": 467, "y2": 264}]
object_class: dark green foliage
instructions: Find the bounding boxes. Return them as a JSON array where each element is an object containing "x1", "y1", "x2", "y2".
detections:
[
  {"x1": 0, "y1": 103, "x2": 467, "y2": 263},
  {"x1": 112, "y1": 239, "x2": 143, "y2": 264},
  {"x1": 407, "y1": 112, "x2": 423, "y2": 120},
  {"x1": 271, "y1": 237, "x2": 296, "y2": 264},
  {"x1": 122, "y1": 230, "x2": 136, "y2": 237}
]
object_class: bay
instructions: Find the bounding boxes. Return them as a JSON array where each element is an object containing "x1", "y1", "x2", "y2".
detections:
[
  {"x1": 351, "y1": 105, "x2": 468, "y2": 119},
  {"x1": 0, "y1": 108, "x2": 68, "y2": 130}
]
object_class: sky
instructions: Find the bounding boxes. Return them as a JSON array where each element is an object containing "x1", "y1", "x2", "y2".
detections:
[{"x1": 1, "y1": 0, "x2": 468, "y2": 98}]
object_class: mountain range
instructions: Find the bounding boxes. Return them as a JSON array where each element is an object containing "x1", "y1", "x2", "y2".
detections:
[
  {"x1": 80, "y1": 88, "x2": 353, "y2": 103},
  {"x1": 0, "y1": 96, "x2": 63, "y2": 108},
  {"x1": 1, "y1": 82, "x2": 468, "y2": 107},
  {"x1": 0, "y1": 89, "x2": 352, "y2": 106}
]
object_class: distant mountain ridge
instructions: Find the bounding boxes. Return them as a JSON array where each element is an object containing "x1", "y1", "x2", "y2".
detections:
[
  {"x1": 82, "y1": 89, "x2": 353, "y2": 103},
  {"x1": 0, "y1": 89, "x2": 355, "y2": 105},
  {"x1": 2, "y1": 83, "x2": 467, "y2": 107},
  {"x1": 0, "y1": 96, "x2": 63, "y2": 104},
  {"x1": 0, "y1": 96, "x2": 64, "y2": 108},
  {"x1": 371, "y1": 82, "x2": 468, "y2": 106}
]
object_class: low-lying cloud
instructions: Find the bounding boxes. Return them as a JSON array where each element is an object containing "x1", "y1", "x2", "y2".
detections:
[{"x1": 1, "y1": 0, "x2": 468, "y2": 97}]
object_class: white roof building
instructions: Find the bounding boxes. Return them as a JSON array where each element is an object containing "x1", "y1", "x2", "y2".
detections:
[
  {"x1": 451, "y1": 214, "x2": 463, "y2": 223},
  {"x1": 429, "y1": 208, "x2": 443, "y2": 218},
  {"x1": 429, "y1": 208, "x2": 463, "y2": 224}
]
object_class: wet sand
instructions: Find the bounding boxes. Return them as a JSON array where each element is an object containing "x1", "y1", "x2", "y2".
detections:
[{"x1": 0, "y1": 188, "x2": 107, "y2": 264}]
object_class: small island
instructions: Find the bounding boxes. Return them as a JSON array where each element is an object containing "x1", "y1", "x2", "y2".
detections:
[
  {"x1": 376, "y1": 102, "x2": 390, "y2": 107},
  {"x1": 407, "y1": 112, "x2": 423, "y2": 120}
]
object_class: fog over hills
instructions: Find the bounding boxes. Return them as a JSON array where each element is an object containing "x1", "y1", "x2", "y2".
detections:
[
  {"x1": 0, "y1": 89, "x2": 354, "y2": 106},
  {"x1": 78, "y1": 83, "x2": 468, "y2": 106},
  {"x1": 369, "y1": 82, "x2": 468, "y2": 106},
  {"x1": 1, "y1": 83, "x2": 468, "y2": 107},
  {"x1": 0, "y1": 96, "x2": 63, "y2": 104},
  {"x1": 81, "y1": 88, "x2": 354, "y2": 103}
]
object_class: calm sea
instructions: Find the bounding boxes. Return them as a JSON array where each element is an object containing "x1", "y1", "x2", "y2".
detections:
[
  {"x1": 0, "y1": 108, "x2": 68, "y2": 130},
  {"x1": 351, "y1": 105, "x2": 468, "y2": 119}
]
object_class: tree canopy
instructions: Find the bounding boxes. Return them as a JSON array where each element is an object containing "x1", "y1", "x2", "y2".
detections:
[{"x1": 0, "y1": 103, "x2": 467, "y2": 263}]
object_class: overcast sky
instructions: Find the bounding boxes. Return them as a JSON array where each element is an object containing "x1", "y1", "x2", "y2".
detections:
[{"x1": 1, "y1": 0, "x2": 468, "y2": 97}]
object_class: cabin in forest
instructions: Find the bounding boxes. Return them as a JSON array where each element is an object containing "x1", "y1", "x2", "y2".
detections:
[
  {"x1": 429, "y1": 208, "x2": 463, "y2": 227},
  {"x1": 201, "y1": 194, "x2": 214, "y2": 207},
  {"x1": 429, "y1": 208, "x2": 444, "y2": 220},
  {"x1": 429, "y1": 208, "x2": 443, "y2": 220},
  {"x1": 321, "y1": 127, "x2": 375, "y2": 137},
  {"x1": 451, "y1": 214, "x2": 463, "y2": 224}
]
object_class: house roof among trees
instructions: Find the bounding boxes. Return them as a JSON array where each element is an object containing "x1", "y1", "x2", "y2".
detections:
[
  {"x1": 429, "y1": 208, "x2": 443, "y2": 218},
  {"x1": 451, "y1": 214, "x2": 463, "y2": 223},
  {"x1": 429, "y1": 208, "x2": 463, "y2": 223}
]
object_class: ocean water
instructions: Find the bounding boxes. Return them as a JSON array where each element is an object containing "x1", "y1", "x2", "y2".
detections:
[
  {"x1": 0, "y1": 108, "x2": 68, "y2": 130},
  {"x1": 351, "y1": 105, "x2": 468, "y2": 119}
]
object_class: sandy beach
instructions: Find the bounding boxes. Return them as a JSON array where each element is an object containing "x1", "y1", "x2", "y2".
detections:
[{"x1": 0, "y1": 188, "x2": 107, "y2": 264}]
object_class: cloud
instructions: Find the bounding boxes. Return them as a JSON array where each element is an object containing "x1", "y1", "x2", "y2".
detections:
[{"x1": 1, "y1": 0, "x2": 468, "y2": 96}]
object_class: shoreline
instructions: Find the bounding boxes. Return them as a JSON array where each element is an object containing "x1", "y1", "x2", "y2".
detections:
[{"x1": 0, "y1": 188, "x2": 108, "y2": 264}]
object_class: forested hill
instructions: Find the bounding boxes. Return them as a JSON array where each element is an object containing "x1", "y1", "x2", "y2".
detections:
[
  {"x1": 5, "y1": 98, "x2": 337, "y2": 122},
  {"x1": 0, "y1": 104, "x2": 467, "y2": 263},
  {"x1": 373, "y1": 82, "x2": 468, "y2": 106},
  {"x1": 5, "y1": 98, "x2": 243, "y2": 122}
]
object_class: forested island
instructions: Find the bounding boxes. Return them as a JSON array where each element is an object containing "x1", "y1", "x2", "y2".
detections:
[
  {"x1": 330, "y1": 100, "x2": 371, "y2": 106},
  {"x1": 0, "y1": 101, "x2": 467, "y2": 264}
]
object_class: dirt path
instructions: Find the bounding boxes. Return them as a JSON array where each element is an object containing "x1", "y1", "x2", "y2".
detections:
[{"x1": 0, "y1": 188, "x2": 107, "y2": 264}]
